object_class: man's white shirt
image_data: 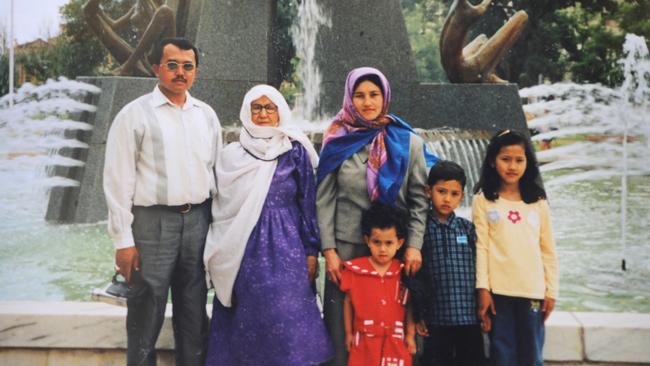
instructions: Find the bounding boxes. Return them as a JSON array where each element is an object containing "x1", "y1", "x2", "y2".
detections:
[{"x1": 103, "y1": 85, "x2": 222, "y2": 249}]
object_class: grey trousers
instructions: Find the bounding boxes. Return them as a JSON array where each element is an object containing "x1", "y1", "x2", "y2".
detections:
[
  {"x1": 127, "y1": 202, "x2": 210, "y2": 366},
  {"x1": 323, "y1": 241, "x2": 370, "y2": 366}
]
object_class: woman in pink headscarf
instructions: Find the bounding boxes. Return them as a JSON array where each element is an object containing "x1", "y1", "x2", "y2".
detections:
[{"x1": 316, "y1": 67, "x2": 437, "y2": 365}]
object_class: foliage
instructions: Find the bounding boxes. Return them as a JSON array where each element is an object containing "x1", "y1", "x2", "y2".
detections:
[
  {"x1": 7, "y1": 0, "x2": 650, "y2": 89},
  {"x1": 401, "y1": 0, "x2": 447, "y2": 82},
  {"x1": 400, "y1": 0, "x2": 648, "y2": 87},
  {"x1": 0, "y1": 52, "x2": 12, "y2": 96},
  {"x1": 274, "y1": 0, "x2": 298, "y2": 87},
  {"x1": 12, "y1": 0, "x2": 140, "y2": 85}
]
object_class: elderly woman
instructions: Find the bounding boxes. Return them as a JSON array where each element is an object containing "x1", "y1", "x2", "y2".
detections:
[
  {"x1": 203, "y1": 85, "x2": 333, "y2": 365},
  {"x1": 317, "y1": 67, "x2": 437, "y2": 365}
]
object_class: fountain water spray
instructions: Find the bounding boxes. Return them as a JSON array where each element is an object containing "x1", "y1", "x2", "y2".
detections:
[
  {"x1": 290, "y1": 0, "x2": 331, "y2": 124},
  {"x1": 521, "y1": 34, "x2": 650, "y2": 271},
  {"x1": 619, "y1": 34, "x2": 650, "y2": 271},
  {"x1": 0, "y1": 77, "x2": 101, "y2": 189}
]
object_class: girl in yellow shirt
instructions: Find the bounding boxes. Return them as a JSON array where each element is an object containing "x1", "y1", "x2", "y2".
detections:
[{"x1": 472, "y1": 129, "x2": 559, "y2": 366}]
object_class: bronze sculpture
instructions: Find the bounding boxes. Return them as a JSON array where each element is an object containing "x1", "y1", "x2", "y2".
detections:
[
  {"x1": 440, "y1": 0, "x2": 528, "y2": 83},
  {"x1": 82, "y1": 0, "x2": 176, "y2": 76}
]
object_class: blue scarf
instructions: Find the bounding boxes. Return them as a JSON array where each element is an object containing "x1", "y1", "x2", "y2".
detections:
[{"x1": 317, "y1": 114, "x2": 438, "y2": 206}]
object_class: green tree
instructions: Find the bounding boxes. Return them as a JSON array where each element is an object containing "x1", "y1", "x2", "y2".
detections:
[
  {"x1": 0, "y1": 52, "x2": 11, "y2": 96},
  {"x1": 616, "y1": 1, "x2": 650, "y2": 43},
  {"x1": 399, "y1": 0, "x2": 648, "y2": 86},
  {"x1": 56, "y1": 0, "x2": 133, "y2": 78},
  {"x1": 401, "y1": 0, "x2": 447, "y2": 82}
]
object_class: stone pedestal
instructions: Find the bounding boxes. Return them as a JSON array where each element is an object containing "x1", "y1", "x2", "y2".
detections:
[
  {"x1": 408, "y1": 83, "x2": 528, "y2": 132},
  {"x1": 183, "y1": 0, "x2": 281, "y2": 123},
  {"x1": 317, "y1": 0, "x2": 418, "y2": 116}
]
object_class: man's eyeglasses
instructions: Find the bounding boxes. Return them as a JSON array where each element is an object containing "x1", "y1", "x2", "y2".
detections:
[
  {"x1": 162, "y1": 61, "x2": 196, "y2": 72},
  {"x1": 251, "y1": 104, "x2": 278, "y2": 114}
]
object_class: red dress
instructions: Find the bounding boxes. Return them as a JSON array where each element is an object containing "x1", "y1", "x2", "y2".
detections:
[{"x1": 340, "y1": 257, "x2": 411, "y2": 366}]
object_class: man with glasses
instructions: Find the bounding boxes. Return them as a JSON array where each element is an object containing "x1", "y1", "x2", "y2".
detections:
[{"x1": 103, "y1": 37, "x2": 222, "y2": 366}]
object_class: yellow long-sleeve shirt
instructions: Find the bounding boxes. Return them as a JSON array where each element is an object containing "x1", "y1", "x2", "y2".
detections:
[{"x1": 472, "y1": 192, "x2": 559, "y2": 299}]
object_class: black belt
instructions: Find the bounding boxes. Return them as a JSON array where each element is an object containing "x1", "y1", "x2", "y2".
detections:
[{"x1": 137, "y1": 199, "x2": 210, "y2": 214}]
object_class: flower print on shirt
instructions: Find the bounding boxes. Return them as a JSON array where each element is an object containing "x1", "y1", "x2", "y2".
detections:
[
  {"x1": 487, "y1": 209, "x2": 500, "y2": 223},
  {"x1": 507, "y1": 210, "x2": 521, "y2": 224},
  {"x1": 527, "y1": 211, "x2": 540, "y2": 228}
]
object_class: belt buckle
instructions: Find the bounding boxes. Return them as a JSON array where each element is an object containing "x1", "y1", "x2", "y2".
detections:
[{"x1": 179, "y1": 203, "x2": 191, "y2": 214}]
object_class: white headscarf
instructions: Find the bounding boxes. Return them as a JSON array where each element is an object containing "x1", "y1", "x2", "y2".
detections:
[{"x1": 203, "y1": 84, "x2": 318, "y2": 307}]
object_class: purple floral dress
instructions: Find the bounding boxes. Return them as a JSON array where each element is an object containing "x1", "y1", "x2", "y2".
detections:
[{"x1": 206, "y1": 142, "x2": 334, "y2": 366}]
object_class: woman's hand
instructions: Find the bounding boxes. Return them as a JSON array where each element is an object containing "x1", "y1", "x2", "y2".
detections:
[
  {"x1": 543, "y1": 297, "x2": 556, "y2": 323},
  {"x1": 306, "y1": 256, "x2": 318, "y2": 283},
  {"x1": 403, "y1": 247, "x2": 422, "y2": 276},
  {"x1": 477, "y1": 289, "x2": 495, "y2": 333},
  {"x1": 323, "y1": 248, "x2": 343, "y2": 285},
  {"x1": 415, "y1": 319, "x2": 429, "y2": 337}
]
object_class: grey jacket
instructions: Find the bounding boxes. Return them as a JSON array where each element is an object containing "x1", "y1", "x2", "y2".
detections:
[{"x1": 317, "y1": 133, "x2": 429, "y2": 250}]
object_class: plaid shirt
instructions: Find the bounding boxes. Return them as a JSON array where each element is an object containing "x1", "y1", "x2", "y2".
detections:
[{"x1": 410, "y1": 212, "x2": 479, "y2": 326}]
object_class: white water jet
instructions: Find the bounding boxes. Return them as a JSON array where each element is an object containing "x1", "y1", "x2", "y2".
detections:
[
  {"x1": 522, "y1": 34, "x2": 650, "y2": 272},
  {"x1": 290, "y1": 0, "x2": 331, "y2": 124},
  {"x1": 520, "y1": 36, "x2": 650, "y2": 185},
  {"x1": 0, "y1": 77, "x2": 101, "y2": 191}
]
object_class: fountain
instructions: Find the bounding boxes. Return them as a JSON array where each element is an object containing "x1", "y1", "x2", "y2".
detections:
[
  {"x1": 0, "y1": 0, "x2": 648, "y2": 316},
  {"x1": 519, "y1": 33, "x2": 650, "y2": 310},
  {"x1": 2, "y1": 2, "x2": 650, "y2": 365}
]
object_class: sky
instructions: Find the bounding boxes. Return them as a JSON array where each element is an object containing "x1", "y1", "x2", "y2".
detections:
[{"x1": 0, "y1": 0, "x2": 70, "y2": 44}]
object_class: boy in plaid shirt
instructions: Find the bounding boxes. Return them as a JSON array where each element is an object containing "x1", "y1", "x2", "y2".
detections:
[{"x1": 411, "y1": 160, "x2": 486, "y2": 366}]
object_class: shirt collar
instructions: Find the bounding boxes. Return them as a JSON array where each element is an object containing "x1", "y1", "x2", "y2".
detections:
[
  {"x1": 150, "y1": 85, "x2": 197, "y2": 110},
  {"x1": 344, "y1": 257, "x2": 403, "y2": 277},
  {"x1": 429, "y1": 211, "x2": 457, "y2": 228}
]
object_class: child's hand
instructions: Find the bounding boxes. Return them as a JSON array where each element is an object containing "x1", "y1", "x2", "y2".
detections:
[
  {"x1": 403, "y1": 247, "x2": 422, "y2": 276},
  {"x1": 477, "y1": 289, "x2": 495, "y2": 333},
  {"x1": 406, "y1": 335, "x2": 417, "y2": 355},
  {"x1": 481, "y1": 314, "x2": 492, "y2": 333},
  {"x1": 345, "y1": 332, "x2": 355, "y2": 351},
  {"x1": 415, "y1": 319, "x2": 429, "y2": 337},
  {"x1": 543, "y1": 297, "x2": 556, "y2": 323}
]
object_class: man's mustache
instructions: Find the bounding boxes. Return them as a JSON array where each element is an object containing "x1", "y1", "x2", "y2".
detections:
[{"x1": 172, "y1": 77, "x2": 187, "y2": 83}]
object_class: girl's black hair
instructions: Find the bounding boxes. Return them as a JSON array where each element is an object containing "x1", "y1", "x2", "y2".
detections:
[
  {"x1": 473, "y1": 129, "x2": 547, "y2": 203},
  {"x1": 353, "y1": 74, "x2": 384, "y2": 95},
  {"x1": 361, "y1": 203, "x2": 408, "y2": 240}
]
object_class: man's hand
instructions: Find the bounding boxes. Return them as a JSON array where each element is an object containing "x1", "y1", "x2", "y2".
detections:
[
  {"x1": 543, "y1": 297, "x2": 556, "y2": 323},
  {"x1": 403, "y1": 247, "x2": 422, "y2": 276},
  {"x1": 307, "y1": 255, "x2": 318, "y2": 283},
  {"x1": 323, "y1": 248, "x2": 343, "y2": 285},
  {"x1": 477, "y1": 289, "x2": 495, "y2": 333},
  {"x1": 115, "y1": 246, "x2": 139, "y2": 283}
]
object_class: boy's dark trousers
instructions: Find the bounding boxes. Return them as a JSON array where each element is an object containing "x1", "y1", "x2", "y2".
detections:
[{"x1": 419, "y1": 324, "x2": 486, "y2": 366}]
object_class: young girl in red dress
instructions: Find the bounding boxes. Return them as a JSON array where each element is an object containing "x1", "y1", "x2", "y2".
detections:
[{"x1": 340, "y1": 203, "x2": 417, "y2": 366}]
